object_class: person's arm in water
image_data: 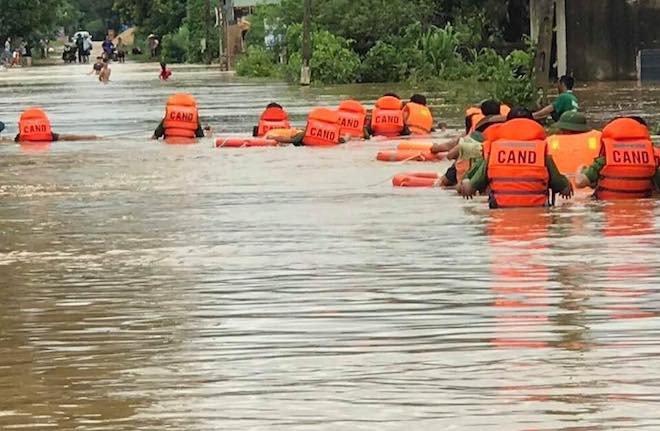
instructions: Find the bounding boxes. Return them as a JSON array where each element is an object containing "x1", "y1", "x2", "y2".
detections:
[
  {"x1": 533, "y1": 104, "x2": 555, "y2": 120},
  {"x1": 152, "y1": 120, "x2": 165, "y2": 139},
  {"x1": 575, "y1": 156, "x2": 606, "y2": 189},
  {"x1": 459, "y1": 158, "x2": 488, "y2": 198},
  {"x1": 430, "y1": 136, "x2": 460, "y2": 154},
  {"x1": 546, "y1": 155, "x2": 573, "y2": 198},
  {"x1": 446, "y1": 144, "x2": 460, "y2": 160},
  {"x1": 58, "y1": 134, "x2": 102, "y2": 141}
]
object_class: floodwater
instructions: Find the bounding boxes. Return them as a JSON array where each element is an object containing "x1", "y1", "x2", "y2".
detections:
[{"x1": 1, "y1": 63, "x2": 660, "y2": 430}]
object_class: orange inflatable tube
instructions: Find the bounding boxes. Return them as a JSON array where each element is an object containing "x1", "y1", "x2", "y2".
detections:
[
  {"x1": 215, "y1": 137, "x2": 279, "y2": 148},
  {"x1": 376, "y1": 150, "x2": 446, "y2": 162},
  {"x1": 397, "y1": 141, "x2": 434, "y2": 151},
  {"x1": 392, "y1": 172, "x2": 440, "y2": 187}
]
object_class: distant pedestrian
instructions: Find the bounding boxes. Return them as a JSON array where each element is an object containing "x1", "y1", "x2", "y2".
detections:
[
  {"x1": 83, "y1": 36, "x2": 92, "y2": 63},
  {"x1": 102, "y1": 36, "x2": 114, "y2": 59},
  {"x1": 76, "y1": 34, "x2": 84, "y2": 63},
  {"x1": 3, "y1": 38, "x2": 10, "y2": 64},
  {"x1": 23, "y1": 41, "x2": 32, "y2": 67},
  {"x1": 99, "y1": 59, "x2": 111, "y2": 83},
  {"x1": 147, "y1": 35, "x2": 159, "y2": 58},
  {"x1": 159, "y1": 62, "x2": 172, "y2": 80},
  {"x1": 116, "y1": 37, "x2": 126, "y2": 63}
]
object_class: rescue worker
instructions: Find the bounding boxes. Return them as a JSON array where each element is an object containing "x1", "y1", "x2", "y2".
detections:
[
  {"x1": 546, "y1": 111, "x2": 602, "y2": 176},
  {"x1": 533, "y1": 75, "x2": 579, "y2": 122},
  {"x1": 14, "y1": 108, "x2": 100, "y2": 143},
  {"x1": 152, "y1": 93, "x2": 209, "y2": 141},
  {"x1": 253, "y1": 103, "x2": 291, "y2": 137},
  {"x1": 436, "y1": 115, "x2": 506, "y2": 187},
  {"x1": 465, "y1": 100, "x2": 503, "y2": 134},
  {"x1": 367, "y1": 93, "x2": 408, "y2": 137},
  {"x1": 402, "y1": 94, "x2": 434, "y2": 135},
  {"x1": 268, "y1": 107, "x2": 344, "y2": 147},
  {"x1": 337, "y1": 99, "x2": 369, "y2": 139},
  {"x1": 460, "y1": 107, "x2": 573, "y2": 208},
  {"x1": 575, "y1": 116, "x2": 660, "y2": 199}
]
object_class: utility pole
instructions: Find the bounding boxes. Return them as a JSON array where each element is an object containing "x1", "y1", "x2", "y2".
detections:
[
  {"x1": 300, "y1": 0, "x2": 311, "y2": 85},
  {"x1": 205, "y1": 0, "x2": 212, "y2": 65},
  {"x1": 533, "y1": 0, "x2": 555, "y2": 104}
]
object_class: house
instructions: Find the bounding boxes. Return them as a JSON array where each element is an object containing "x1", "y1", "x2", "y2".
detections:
[{"x1": 531, "y1": 0, "x2": 660, "y2": 80}]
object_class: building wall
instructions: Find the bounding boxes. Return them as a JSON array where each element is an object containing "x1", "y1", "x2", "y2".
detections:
[{"x1": 566, "y1": 0, "x2": 660, "y2": 80}]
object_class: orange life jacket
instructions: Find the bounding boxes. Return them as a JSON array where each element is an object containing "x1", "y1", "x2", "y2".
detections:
[
  {"x1": 487, "y1": 119, "x2": 549, "y2": 208},
  {"x1": 403, "y1": 102, "x2": 433, "y2": 135},
  {"x1": 370, "y1": 96, "x2": 404, "y2": 137},
  {"x1": 595, "y1": 118, "x2": 657, "y2": 200},
  {"x1": 466, "y1": 107, "x2": 484, "y2": 133},
  {"x1": 18, "y1": 108, "x2": 53, "y2": 142},
  {"x1": 256, "y1": 107, "x2": 291, "y2": 137},
  {"x1": 163, "y1": 93, "x2": 199, "y2": 139},
  {"x1": 303, "y1": 108, "x2": 341, "y2": 146},
  {"x1": 337, "y1": 100, "x2": 366, "y2": 139},
  {"x1": 468, "y1": 105, "x2": 510, "y2": 133},
  {"x1": 547, "y1": 130, "x2": 602, "y2": 176}
]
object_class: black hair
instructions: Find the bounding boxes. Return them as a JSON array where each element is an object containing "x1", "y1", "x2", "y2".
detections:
[
  {"x1": 506, "y1": 106, "x2": 533, "y2": 121},
  {"x1": 383, "y1": 93, "x2": 400, "y2": 99},
  {"x1": 160, "y1": 62, "x2": 166, "y2": 69},
  {"x1": 266, "y1": 102, "x2": 283, "y2": 109},
  {"x1": 475, "y1": 117, "x2": 504, "y2": 133},
  {"x1": 626, "y1": 116, "x2": 648, "y2": 127},
  {"x1": 410, "y1": 94, "x2": 427, "y2": 105},
  {"x1": 480, "y1": 100, "x2": 501, "y2": 116},
  {"x1": 559, "y1": 75, "x2": 575, "y2": 90}
]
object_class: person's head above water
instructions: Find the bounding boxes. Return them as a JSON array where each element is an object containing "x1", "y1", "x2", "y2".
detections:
[
  {"x1": 480, "y1": 100, "x2": 501, "y2": 116},
  {"x1": 410, "y1": 94, "x2": 427, "y2": 106},
  {"x1": 623, "y1": 116, "x2": 648, "y2": 127},
  {"x1": 506, "y1": 106, "x2": 534, "y2": 121},
  {"x1": 160, "y1": 62, "x2": 167, "y2": 70},
  {"x1": 266, "y1": 102, "x2": 283, "y2": 109},
  {"x1": 558, "y1": 75, "x2": 575, "y2": 92}
]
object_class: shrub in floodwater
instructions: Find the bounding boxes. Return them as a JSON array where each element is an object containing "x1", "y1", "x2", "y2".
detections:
[
  {"x1": 161, "y1": 25, "x2": 190, "y2": 64},
  {"x1": 236, "y1": 46, "x2": 280, "y2": 78},
  {"x1": 490, "y1": 49, "x2": 538, "y2": 108}
]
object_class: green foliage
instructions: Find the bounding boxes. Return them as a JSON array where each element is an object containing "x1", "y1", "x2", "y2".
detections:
[
  {"x1": 361, "y1": 41, "x2": 403, "y2": 83},
  {"x1": 184, "y1": 0, "x2": 219, "y2": 63},
  {"x1": 161, "y1": 25, "x2": 190, "y2": 63},
  {"x1": 309, "y1": 30, "x2": 361, "y2": 84},
  {"x1": 236, "y1": 46, "x2": 279, "y2": 78},
  {"x1": 490, "y1": 49, "x2": 537, "y2": 107}
]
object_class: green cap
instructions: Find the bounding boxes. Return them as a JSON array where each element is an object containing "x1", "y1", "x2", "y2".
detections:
[{"x1": 552, "y1": 111, "x2": 589, "y2": 132}]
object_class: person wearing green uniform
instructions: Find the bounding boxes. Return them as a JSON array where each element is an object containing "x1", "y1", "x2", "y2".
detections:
[
  {"x1": 575, "y1": 116, "x2": 660, "y2": 191},
  {"x1": 533, "y1": 75, "x2": 579, "y2": 122},
  {"x1": 460, "y1": 107, "x2": 573, "y2": 206}
]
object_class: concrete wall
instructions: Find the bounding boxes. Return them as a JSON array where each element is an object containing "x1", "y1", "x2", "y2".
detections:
[{"x1": 566, "y1": 0, "x2": 660, "y2": 80}]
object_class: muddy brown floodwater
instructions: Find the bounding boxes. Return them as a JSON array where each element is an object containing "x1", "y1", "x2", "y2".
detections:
[{"x1": 1, "y1": 63, "x2": 660, "y2": 430}]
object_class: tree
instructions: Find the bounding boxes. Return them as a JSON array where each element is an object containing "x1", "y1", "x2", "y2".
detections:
[{"x1": 0, "y1": 0, "x2": 71, "y2": 41}]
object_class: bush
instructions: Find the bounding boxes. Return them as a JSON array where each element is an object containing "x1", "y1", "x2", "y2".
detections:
[
  {"x1": 236, "y1": 46, "x2": 279, "y2": 78},
  {"x1": 490, "y1": 49, "x2": 537, "y2": 108},
  {"x1": 361, "y1": 41, "x2": 402, "y2": 83},
  {"x1": 161, "y1": 25, "x2": 190, "y2": 63}
]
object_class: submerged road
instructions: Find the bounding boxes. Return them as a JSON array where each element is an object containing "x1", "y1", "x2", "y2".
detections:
[{"x1": 1, "y1": 62, "x2": 660, "y2": 430}]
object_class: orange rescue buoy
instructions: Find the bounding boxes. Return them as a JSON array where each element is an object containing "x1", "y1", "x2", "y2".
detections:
[
  {"x1": 376, "y1": 150, "x2": 446, "y2": 162},
  {"x1": 215, "y1": 137, "x2": 280, "y2": 148},
  {"x1": 397, "y1": 141, "x2": 434, "y2": 151},
  {"x1": 392, "y1": 172, "x2": 440, "y2": 187}
]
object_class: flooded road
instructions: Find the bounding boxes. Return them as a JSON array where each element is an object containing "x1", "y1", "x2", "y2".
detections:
[{"x1": 1, "y1": 63, "x2": 660, "y2": 430}]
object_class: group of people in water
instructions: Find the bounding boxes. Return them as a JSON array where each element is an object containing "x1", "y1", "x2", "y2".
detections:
[{"x1": 1, "y1": 74, "x2": 658, "y2": 209}]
